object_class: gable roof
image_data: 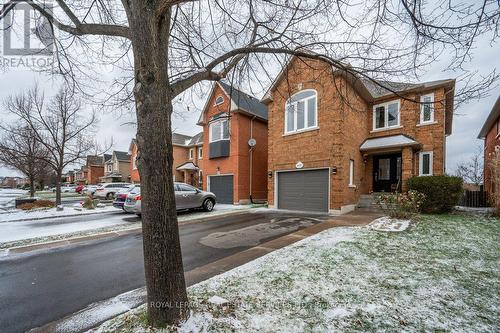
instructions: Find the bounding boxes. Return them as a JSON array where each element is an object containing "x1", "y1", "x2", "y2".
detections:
[
  {"x1": 113, "y1": 150, "x2": 130, "y2": 162},
  {"x1": 103, "y1": 154, "x2": 112, "y2": 163},
  {"x1": 172, "y1": 133, "x2": 194, "y2": 146},
  {"x1": 197, "y1": 82, "x2": 268, "y2": 125},
  {"x1": 478, "y1": 96, "x2": 500, "y2": 139},
  {"x1": 187, "y1": 132, "x2": 203, "y2": 146}
]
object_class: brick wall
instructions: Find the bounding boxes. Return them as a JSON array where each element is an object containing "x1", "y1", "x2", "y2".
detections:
[{"x1": 484, "y1": 119, "x2": 500, "y2": 193}]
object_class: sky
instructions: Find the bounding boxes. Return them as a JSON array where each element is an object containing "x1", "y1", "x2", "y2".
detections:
[{"x1": 0, "y1": 3, "x2": 498, "y2": 178}]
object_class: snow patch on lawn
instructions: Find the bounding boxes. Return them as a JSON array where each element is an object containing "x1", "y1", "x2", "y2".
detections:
[
  {"x1": 368, "y1": 216, "x2": 411, "y2": 232},
  {"x1": 93, "y1": 214, "x2": 499, "y2": 333},
  {"x1": 0, "y1": 205, "x2": 117, "y2": 223}
]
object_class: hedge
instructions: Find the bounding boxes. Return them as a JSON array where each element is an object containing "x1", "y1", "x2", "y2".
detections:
[{"x1": 407, "y1": 175, "x2": 463, "y2": 213}]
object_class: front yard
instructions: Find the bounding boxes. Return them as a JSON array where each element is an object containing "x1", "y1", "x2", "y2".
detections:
[{"x1": 95, "y1": 213, "x2": 499, "y2": 332}]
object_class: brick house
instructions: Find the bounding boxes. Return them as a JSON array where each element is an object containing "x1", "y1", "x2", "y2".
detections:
[
  {"x1": 478, "y1": 96, "x2": 500, "y2": 194},
  {"x1": 129, "y1": 132, "x2": 204, "y2": 187},
  {"x1": 264, "y1": 57, "x2": 455, "y2": 213},
  {"x1": 196, "y1": 82, "x2": 268, "y2": 204},
  {"x1": 100, "y1": 151, "x2": 131, "y2": 183},
  {"x1": 74, "y1": 155, "x2": 108, "y2": 185}
]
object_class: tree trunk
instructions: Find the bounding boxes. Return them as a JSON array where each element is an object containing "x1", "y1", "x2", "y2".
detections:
[
  {"x1": 127, "y1": 2, "x2": 188, "y2": 326},
  {"x1": 29, "y1": 176, "x2": 35, "y2": 197},
  {"x1": 55, "y1": 170, "x2": 62, "y2": 206}
]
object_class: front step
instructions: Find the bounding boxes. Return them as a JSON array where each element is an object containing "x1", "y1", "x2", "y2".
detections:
[{"x1": 357, "y1": 194, "x2": 382, "y2": 210}]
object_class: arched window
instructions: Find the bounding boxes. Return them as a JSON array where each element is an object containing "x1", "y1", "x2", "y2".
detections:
[
  {"x1": 284, "y1": 89, "x2": 317, "y2": 134},
  {"x1": 214, "y1": 95, "x2": 224, "y2": 106}
]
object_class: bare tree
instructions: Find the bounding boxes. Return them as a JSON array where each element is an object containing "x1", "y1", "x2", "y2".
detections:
[
  {"x1": 456, "y1": 145, "x2": 484, "y2": 186},
  {"x1": 5, "y1": 85, "x2": 97, "y2": 205},
  {"x1": 0, "y1": 125, "x2": 50, "y2": 197},
  {"x1": 0, "y1": 0, "x2": 498, "y2": 327}
]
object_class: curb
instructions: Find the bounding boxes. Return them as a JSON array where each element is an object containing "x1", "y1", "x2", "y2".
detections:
[
  {"x1": 29, "y1": 217, "x2": 350, "y2": 333},
  {"x1": 0, "y1": 208, "x2": 119, "y2": 223}
]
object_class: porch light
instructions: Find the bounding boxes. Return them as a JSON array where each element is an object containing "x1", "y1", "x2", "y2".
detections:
[
  {"x1": 268, "y1": 171, "x2": 273, "y2": 178},
  {"x1": 331, "y1": 167, "x2": 337, "y2": 175}
]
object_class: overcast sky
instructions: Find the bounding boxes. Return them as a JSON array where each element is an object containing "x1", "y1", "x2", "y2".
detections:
[{"x1": 0, "y1": 9, "x2": 498, "y2": 178}]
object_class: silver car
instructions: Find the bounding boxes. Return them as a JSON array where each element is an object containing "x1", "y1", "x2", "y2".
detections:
[{"x1": 125, "y1": 183, "x2": 216, "y2": 216}]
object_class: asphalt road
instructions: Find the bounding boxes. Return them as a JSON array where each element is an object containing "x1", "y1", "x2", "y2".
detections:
[{"x1": 0, "y1": 210, "x2": 327, "y2": 333}]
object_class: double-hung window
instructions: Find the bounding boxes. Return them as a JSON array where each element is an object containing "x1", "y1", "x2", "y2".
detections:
[
  {"x1": 198, "y1": 147, "x2": 203, "y2": 159},
  {"x1": 209, "y1": 118, "x2": 229, "y2": 142},
  {"x1": 419, "y1": 151, "x2": 433, "y2": 176},
  {"x1": 189, "y1": 148, "x2": 194, "y2": 160},
  {"x1": 373, "y1": 100, "x2": 400, "y2": 130},
  {"x1": 284, "y1": 89, "x2": 317, "y2": 134},
  {"x1": 420, "y1": 93, "x2": 434, "y2": 124}
]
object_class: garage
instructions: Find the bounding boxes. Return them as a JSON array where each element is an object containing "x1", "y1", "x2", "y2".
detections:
[
  {"x1": 208, "y1": 175, "x2": 234, "y2": 204},
  {"x1": 277, "y1": 169, "x2": 329, "y2": 212}
]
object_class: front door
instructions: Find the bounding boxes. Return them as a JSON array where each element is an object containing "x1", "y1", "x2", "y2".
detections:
[{"x1": 373, "y1": 154, "x2": 402, "y2": 192}]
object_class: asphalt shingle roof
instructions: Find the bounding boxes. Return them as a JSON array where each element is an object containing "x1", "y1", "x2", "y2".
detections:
[
  {"x1": 219, "y1": 82, "x2": 268, "y2": 120},
  {"x1": 172, "y1": 133, "x2": 194, "y2": 146},
  {"x1": 113, "y1": 151, "x2": 131, "y2": 162}
]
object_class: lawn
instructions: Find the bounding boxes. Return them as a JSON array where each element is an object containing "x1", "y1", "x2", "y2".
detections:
[{"x1": 94, "y1": 214, "x2": 499, "y2": 333}]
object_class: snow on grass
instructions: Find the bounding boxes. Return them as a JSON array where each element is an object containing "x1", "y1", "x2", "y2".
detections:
[
  {"x1": 368, "y1": 216, "x2": 411, "y2": 232},
  {"x1": 92, "y1": 214, "x2": 499, "y2": 333},
  {"x1": 0, "y1": 189, "x2": 27, "y2": 210},
  {"x1": 0, "y1": 205, "x2": 117, "y2": 223}
]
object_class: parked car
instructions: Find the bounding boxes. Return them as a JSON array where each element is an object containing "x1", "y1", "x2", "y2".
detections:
[
  {"x1": 113, "y1": 185, "x2": 140, "y2": 210},
  {"x1": 84, "y1": 185, "x2": 99, "y2": 196},
  {"x1": 60, "y1": 184, "x2": 77, "y2": 193},
  {"x1": 125, "y1": 183, "x2": 216, "y2": 216},
  {"x1": 94, "y1": 182, "x2": 131, "y2": 200}
]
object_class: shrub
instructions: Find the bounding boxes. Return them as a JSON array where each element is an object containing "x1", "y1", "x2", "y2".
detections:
[
  {"x1": 374, "y1": 190, "x2": 425, "y2": 219},
  {"x1": 18, "y1": 199, "x2": 55, "y2": 210},
  {"x1": 407, "y1": 175, "x2": 463, "y2": 213}
]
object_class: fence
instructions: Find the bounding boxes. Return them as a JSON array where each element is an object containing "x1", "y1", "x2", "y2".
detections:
[{"x1": 459, "y1": 190, "x2": 490, "y2": 208}]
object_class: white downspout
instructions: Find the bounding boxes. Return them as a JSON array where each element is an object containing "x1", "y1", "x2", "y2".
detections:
[{"x1": 249, "y1": 116, "x2": 256, "y2": 203}]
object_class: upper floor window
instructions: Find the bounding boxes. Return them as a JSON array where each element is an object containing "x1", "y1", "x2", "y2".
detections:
[
  {"x1": 284, "y1": 89, "x2": 317, "y2": 134},
  {"x1": 209, "y1": 118, "x2": 229, "y2": 142},
  {"x1": 420, "y1": 93, "x2": 435, "y2": 124},
  {"x1": 214, "y1": 95, "x2": 224, "y2": 106},
  {"x1": 198, "y1": 147, "x2": 203, "y2": 159},
  {"x1": 189, "y1": 148, "x2": 194, "y2": 160},
  {"x1": 373, "y1": 100, "x2": 400, "y2": 130}
]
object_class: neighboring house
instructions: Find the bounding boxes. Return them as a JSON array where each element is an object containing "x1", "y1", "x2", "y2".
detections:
[
  {"x1": 477, "y1": 96, "x2": 500, "y2": 194},
  {"x1": 264, "y1": 57, "x2": 455, "y2": 214},
  {"x1": 74, "y1": 166, "x2": 88, "y2": 184},
  {"x1": 129, "y1": 132, "x2": 204, "y2": 187},
  {"x1": 197, "y1": 82, "x2": 268, "y2": 204},
  {"x1": 100, "y1": 151, "x2": 131, "y2": 183}
]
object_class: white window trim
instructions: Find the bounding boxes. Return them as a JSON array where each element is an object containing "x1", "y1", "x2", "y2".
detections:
[
  {"x1": 348, "y1": 159, "x2": 355, "y2": 187},
  {"x1": 372, "y1": 99, "x2": 401, "y2": 131},
  {"x1": 284, "y1": 89, "x2": 318, "y2": 134},
  {"x1": 419, "y1": 151, "x2": 433, "y2": 176},
  {"x1": 189, "y1": 148, "x2": 194, "y2": 160},
  {"x1": 214, "y1": 95, "x2": 224, "y2": 106},
  {"x1": 209, "y1": 118, "x2": 230, "y2": 143},
  {"x1": 420, "y1": 93, "x2": 435, "y2": 124},
  {"x1": 198, "y1": 147, "x2": 203, "y2": 159}
]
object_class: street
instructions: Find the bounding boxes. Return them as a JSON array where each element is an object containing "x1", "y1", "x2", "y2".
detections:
[{"x1": 0, "y1": 210, "x2": 327, "y2": 333}]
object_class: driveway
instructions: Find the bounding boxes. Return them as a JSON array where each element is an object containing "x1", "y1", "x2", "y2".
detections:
[{"x1": 0, "y1": 210, "x2": 329, "y2": 333}]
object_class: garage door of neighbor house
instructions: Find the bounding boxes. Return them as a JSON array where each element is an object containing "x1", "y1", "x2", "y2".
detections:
[
  {"x1": 277, "y1": 169, "x2": 329, "y2": 212},
  {"x1": 209, "y1": 175, "x2": 234, "y2": 204}
]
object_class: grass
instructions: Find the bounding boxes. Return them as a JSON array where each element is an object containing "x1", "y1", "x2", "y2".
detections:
[{"x1": 94, "y1": 214, "x2": 499, "y2": 333}]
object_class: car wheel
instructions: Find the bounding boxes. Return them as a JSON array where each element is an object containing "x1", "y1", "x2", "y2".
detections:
[
  {"x1": 202, "y1": 198, "x2": 215, "y2": 212},
  {"x1": 106, "y1": 192, "x2": 114, "y2": 200}
]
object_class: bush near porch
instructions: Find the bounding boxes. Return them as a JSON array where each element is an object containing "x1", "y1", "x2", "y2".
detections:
[{"x1": 407, "y1": 175, "x2": 463, "y2": 213}]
